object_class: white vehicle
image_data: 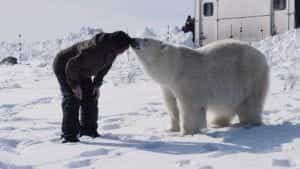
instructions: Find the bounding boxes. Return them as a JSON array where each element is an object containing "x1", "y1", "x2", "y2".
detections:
[{"x1": 194, "y1": 0, "x2": 299, "y2": 46}]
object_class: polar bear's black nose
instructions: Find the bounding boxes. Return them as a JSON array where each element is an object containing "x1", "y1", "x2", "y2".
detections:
[{"x1": 130, "y1": 38, "x2": 141, "y2": 49}]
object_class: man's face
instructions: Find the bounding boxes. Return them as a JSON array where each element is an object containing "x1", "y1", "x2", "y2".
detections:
[
  {"x1": 109, "y1": 31, "x2": 131, "y2": 55},
  {"x1": 115, "y1": 44, "x2": 130, "y2": 55}
]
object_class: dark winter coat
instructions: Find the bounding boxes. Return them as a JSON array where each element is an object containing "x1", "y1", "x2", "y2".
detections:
[{"x1": 53, "y1": 31, "x2": 132, "y2": 89}]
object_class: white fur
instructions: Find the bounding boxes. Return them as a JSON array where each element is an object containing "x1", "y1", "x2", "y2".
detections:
[{"x1": 132, "y1": 38, "x2": 269, "y2": 135}]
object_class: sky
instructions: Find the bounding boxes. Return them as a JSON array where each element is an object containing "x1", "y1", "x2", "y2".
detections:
[{"x1": 0, "y1": 0, "x2": 194, "y2": 41}]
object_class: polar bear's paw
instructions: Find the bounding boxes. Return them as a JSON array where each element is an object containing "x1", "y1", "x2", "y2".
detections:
[
  {"x1": 167, "y1": 126, "x2": 180, "y2": 132},
  {"x1": 167, "y1": 121, "x2": 180, "y2": 132}
]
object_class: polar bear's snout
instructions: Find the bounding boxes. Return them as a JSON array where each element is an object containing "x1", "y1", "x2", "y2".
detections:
[{"x1": 130, "y1": 38, "x2": 144, "y2": 50}]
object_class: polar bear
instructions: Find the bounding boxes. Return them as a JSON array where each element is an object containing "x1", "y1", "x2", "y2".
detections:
[{"x1": 131, "y1": 38, "x2": 269, "y2": 135}]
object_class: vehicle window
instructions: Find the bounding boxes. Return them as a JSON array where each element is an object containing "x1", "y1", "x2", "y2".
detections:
[
  {"x1": 274, "y1": 0, "x2": 286, "y2": 10},
  {"x1": 204, "y1": 3, "x2": 214, "y2": 16}
]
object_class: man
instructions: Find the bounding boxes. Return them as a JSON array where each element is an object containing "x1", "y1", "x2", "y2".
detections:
[
  {"x1": 182, "y1": 15, "x2": 195, "y2": 42},
  {"x1": 53, "y1": 31, "x2": 132, "y2": 143}
]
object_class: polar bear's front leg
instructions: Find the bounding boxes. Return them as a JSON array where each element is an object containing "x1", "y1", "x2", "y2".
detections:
[
  {"x1": 178, "y1": 98, "x2": 207, "y2": 135},
  {"x1": 162, "y1": 88, "x2": 180, "y2": 132}
]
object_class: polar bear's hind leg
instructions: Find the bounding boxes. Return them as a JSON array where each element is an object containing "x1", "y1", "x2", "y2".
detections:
[
  {"x1": 237, "y1": 96, "x2": 263, "y2": 126},
  {"x1": 237, "y1": 71, "x2": 268, "y2": 126},
  {"x1": 237, "y1": 89, "x2": 265, "y2": 126}
]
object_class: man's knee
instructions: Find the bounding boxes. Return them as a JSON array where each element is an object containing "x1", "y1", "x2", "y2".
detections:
[{"x1": 62, "y1": 95, "x2": 80, "y2": 110}]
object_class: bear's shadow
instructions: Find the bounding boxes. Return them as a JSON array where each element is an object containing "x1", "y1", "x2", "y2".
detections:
[
  {"x1": 207, "y1": 122, "x2": 300, "y2": 153},
  {"x1": 82, "y1": 135, "x2": 243, "y2": 155},
  {"x1": 82, "y1": 122, "x2": 300, "y2": 155}
]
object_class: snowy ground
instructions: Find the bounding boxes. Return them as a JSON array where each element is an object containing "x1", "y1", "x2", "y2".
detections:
[{"x1": 0, "y1": 28, "x2": 300, "y2": 169}]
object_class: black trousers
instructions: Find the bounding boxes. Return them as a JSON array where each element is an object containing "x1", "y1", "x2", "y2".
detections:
[{"x1": 56, "y1": 75, "x2": 99, "y2": 137}]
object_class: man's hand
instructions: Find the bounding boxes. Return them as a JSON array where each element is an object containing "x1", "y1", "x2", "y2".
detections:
[
  {"x1": 93, "y1": 87, "x2": 100, "y2": 99},
  {"x1": 72, "y1": 86, "x2": 82, "y2": 100}
]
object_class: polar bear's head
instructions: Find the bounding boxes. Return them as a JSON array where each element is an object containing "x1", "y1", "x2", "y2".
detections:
[
  {"x1": 130, "y1": 38, "x2": 175, "y2": 84},
  {"x1": 131, "y1": 38, "x2": 170, "y2": 64}
]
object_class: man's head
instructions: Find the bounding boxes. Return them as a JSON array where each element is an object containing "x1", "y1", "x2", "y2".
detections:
[{"x1": 105, "y1": 31, "x2": 132, "y2": 55}]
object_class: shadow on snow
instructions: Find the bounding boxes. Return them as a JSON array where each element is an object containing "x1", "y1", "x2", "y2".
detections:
[{"x1": 81, "y1": 122, "x2": 300, "y2": 156}]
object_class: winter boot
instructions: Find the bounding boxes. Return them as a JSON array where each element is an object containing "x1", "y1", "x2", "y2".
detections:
[
  {"x1": 61, "y1": 134, "x2": 80, "y2": 143},
  {"x1": 61, "y1": 95, "x2": 81, "y2": 142}
]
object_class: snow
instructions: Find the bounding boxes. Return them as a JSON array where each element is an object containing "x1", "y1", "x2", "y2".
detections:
[{"x1": 0, "y1": 27, "x2": 300, "y2": 169}]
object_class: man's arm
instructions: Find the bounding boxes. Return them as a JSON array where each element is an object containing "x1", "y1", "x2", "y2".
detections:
[
  {"x1": 65, "y1": 54, "x2": 82, "y2": 89},
  {"x1": 93, "y1": 64, "x2": 113, "y2": 88}
]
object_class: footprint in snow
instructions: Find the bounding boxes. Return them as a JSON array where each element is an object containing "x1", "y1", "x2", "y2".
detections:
[
  {"x1": 66, "y1": 159, "x2": 92, "y2": 169},
  {"x1": 272, "y1": 159, "x2": 295, "y2": 168},
  {"x1": 0, "y1": 161, "x2": 33, "y2": 169},
  {"x1": 0, "y1": 83, "x2": 22, "y2": 90},
  {"x1": 0, "y1": 104, "x2": 17, "y2": 110},
  {"x1": 47, "y1": 121, "x2": 60, "y2": 125},
  {"x1": 264, "y1": 109, "x2": 280, "y2": 115},
  {"x1": 80, "y1": 148, "x2": 110, "y2": 157},
  {"x1": 17, "y1": 139, "x2": 43, "y2": 151},
  {"x1": 10, "y1": 117, "x2": 38, "y2": 122},
  {"x1": 0, "y1": 104, "x2": 18, "y2": 118},
  {"x1": 103, "y1": 117, "x2": 124, "y2": 123},
  {"x1": 141, "y1": 105, "x2": 160, "y2": 113},
  {"x1": 110, "y1": 151, "x2": 123, "y2": 157},
  {"x1": 176, "y1": 160, "x2": 191, "y2": 167},
  {"x1": 0, "y1": 138, "x2": 21, "y2": 149},
  {"x1": 24, "y1": 97, "x2": 53, "y2": 107},
  {"x1": 101, "y1": 123, "x2": 121, "y2": 130},
  {"x1": 29, "y1": 126, "x2": 57, "y2": 131},
  {"x1": 0, "y1": 126, "x2": 16, "y2": 131},
  {"x1": 198, "y1": 166, "x2": 214, "y2": 169},
  {"x1": 148, "y1": 102, "x2": 163, "y2": 106}
]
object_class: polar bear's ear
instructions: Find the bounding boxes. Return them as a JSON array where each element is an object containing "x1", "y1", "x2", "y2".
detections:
[{"x1": 160, "y1": 41, "x2": 168, "y2": 50}]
